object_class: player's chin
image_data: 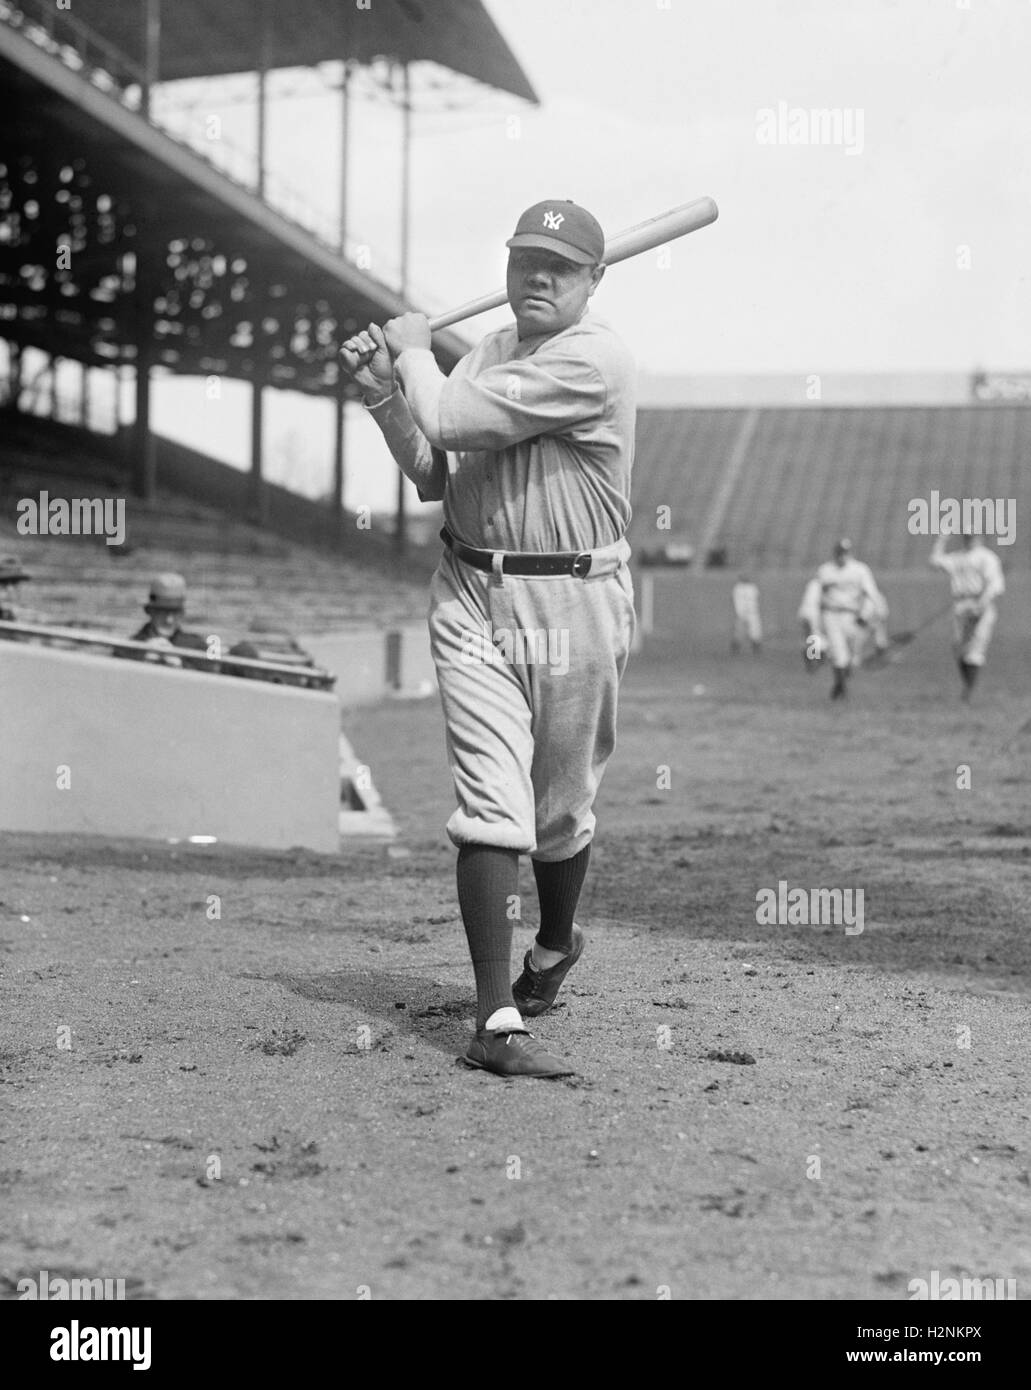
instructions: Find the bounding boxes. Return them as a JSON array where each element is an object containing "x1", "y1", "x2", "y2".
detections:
[{"x1": 515, "y1": 301, "x2": 555, "y2": 331}]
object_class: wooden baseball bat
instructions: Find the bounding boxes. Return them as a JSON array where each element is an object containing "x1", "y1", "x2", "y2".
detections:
[{"x1": 427, "y1": 196, "x2": 718, "y2": 333}]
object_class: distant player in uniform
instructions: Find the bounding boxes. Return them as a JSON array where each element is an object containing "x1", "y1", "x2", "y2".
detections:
[
  {"x1": 341, "y1": 200, "x2": 636, "y2": 1079},
  {"x1": 800, "y1": 539, "x2": 881, "y2": 699},
  {"x1": 929, "y1": 532, "x2": 1005, "y2": 700},
  {"x1": 730, "y1": 573, "x2": 762, "y2": 655},
  {"x1": 797, "y1": 577, "x2": 825, "y2": 671}
]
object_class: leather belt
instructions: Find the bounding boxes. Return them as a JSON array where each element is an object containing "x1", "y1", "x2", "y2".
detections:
[{"x1": 441, "y1": 527, "x2": 593, "y2": 578}]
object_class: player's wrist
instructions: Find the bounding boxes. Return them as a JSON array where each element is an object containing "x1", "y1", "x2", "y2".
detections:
[{"x1": 362, "y1": 383, "x2": 397, "y2": 408}]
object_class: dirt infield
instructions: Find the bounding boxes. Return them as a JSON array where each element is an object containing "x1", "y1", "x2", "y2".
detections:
[{"x1": 1, "y1": 635, "x2": 1029, "y2": 1300}]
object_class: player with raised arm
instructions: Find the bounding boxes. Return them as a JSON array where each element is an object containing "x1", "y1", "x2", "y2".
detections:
[
  {"x1": 340, "y1": 201, "x2": 637, "y2": 1079},
  {"x1": 929, "y1": 532, "x2": 1005, "y2": 700}
]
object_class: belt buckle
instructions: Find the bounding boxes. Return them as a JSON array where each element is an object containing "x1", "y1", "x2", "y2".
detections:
[{"x1": 571, "y1": 551, "x2": 592, "y2": 578}]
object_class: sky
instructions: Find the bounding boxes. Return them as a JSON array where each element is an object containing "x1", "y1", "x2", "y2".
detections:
[{"x1": 136, "y1": 0, "x2": 1030, "y2": 512}]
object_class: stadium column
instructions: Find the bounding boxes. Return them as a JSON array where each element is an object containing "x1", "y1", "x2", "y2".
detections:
[
  {"x1": 8, "y1": 342, "x2": 22, "y2": 409},
  {"x1": 333, "y1": 380, "x2": 346, "y2": 534},
  {"x1": 140, "y1": 0, "x2": 161, "y2": 120},
  {"x1": 256, "y1": 0, "x2": 271, "y2": 199},
  {"x1": 133, "y1": 257, "x2": 157, "y2": 501},
  {"x1": 250, "y1": 381, "x2": 268, "y2": 527},
  {"x1": 339, "y1": 61, "x2": 351, "y2": 255}
]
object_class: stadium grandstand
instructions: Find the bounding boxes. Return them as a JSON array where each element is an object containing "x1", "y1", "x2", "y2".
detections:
[
  {"x1": 0, "y1": 0, "x2": 534, "y2": 532},
  {"x1": 631, "y1": 397, "x2": 1031, "y2": 571},
  {"x1": 0, "y1": 0, "x2": 537, "y2": 850},
  {"x1": 1, "y1": 1, "x2": 1026, "y2": 844}
]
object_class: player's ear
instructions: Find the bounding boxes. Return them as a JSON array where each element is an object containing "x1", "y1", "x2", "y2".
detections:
[{"x1": 587, "y1": 263, "x2": 606, "y2": 295}]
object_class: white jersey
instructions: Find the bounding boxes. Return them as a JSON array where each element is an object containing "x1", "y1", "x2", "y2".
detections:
[
  {"x1": 814, "y1": 558, "x2": 879, "y2": 618},
  {"x1": 797, "y1": 579, "x2": 818, "y2": 629},
  {"x1": 731, "y1": 581, "x2": 760, "y2": 621},
  {"x1": 931, "y1": 543, "x2": 1005, "y2": 603}
]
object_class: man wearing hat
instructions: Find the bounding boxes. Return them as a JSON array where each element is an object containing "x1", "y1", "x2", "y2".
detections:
[
  {"x1": 127, "y1": 573, "x2": 207, "y2": 664},
  {"x1": 0, "y1": 558, "x2": 31, "y2": 623},
  {"x1": 340, "y1": 200, "x2": 636, "y2": 1079}
]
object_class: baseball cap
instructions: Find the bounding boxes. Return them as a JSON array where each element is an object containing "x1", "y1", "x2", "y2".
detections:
[
  {"x1": 835, "y1": 537, "x2": 853, "y2": 553},
  {"x1": 506, "y1": 200, "x2": 605, "y2": 266},
  {"x1": 147, "y1": 572, "x2": 187, "y2": 611}
]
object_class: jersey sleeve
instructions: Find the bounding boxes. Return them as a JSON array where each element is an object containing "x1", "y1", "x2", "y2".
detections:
[
  {"x1": 928, "y1": 538, "x2": 954, "y2": 573},
  {"x1": 984, "y1": 552, "x2": 1006, "y2": 599},
  {"x1": 396, "y1": 346, "x2": 607, "y2": 453},
  {"x1": 364, "y1": 389, "x2": 448, "y2": 502}
]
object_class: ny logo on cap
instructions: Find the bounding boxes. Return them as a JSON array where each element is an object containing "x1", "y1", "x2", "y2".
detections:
[{"x1": 542, "y1": 210, "x2": 565, "y2": 229}]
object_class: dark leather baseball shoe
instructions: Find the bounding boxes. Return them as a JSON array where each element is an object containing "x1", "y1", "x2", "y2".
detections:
[
  {"x1": 512, "y1": 927, "x2": 585, "y2": 1018},
  {"x1": 463, "y1": 1028, "x2": 575, "y2": 1078}
]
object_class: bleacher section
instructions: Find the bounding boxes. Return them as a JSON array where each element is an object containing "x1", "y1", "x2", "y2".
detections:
[
  {"x1": 631, "y1": 405, "x2": 1031, "y2": 570},
  {"x1": 0, "y1": 413, "x2": 429, "y2": 643}
]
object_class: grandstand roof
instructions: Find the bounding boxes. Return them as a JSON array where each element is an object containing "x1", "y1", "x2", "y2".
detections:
[
  {"x1": 0, "y1": 13, "x2": 475, "y2": 387},
  {"x1": 69, "y1": 0, "x2": 538, "y2": 101}
]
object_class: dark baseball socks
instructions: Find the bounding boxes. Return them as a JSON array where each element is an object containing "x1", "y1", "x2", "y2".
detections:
[
  {"x1": 530, "y1": 845, "x2": 590, "y2": 970},
  {"x1": 457, "y1": 843, "x2": 591, "y2": 1031},
  {"x1": 456, "y1": 844, "x2": 522, "y2": 1033},
  {"x1": 958, "y1": 659, "x2": 978, "y2": 699}
]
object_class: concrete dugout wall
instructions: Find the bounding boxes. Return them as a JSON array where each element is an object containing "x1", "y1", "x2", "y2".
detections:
[
  {"x1": 298, "y1": 621, "x2": 436, "y2": 709},
  {"x1": 0, "y1": 641, "x2": 341, "y2": 852}
]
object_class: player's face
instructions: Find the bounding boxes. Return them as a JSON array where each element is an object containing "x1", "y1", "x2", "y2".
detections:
[{"x1": 507, "y1": 249, "x2": 604, "y2": 339}]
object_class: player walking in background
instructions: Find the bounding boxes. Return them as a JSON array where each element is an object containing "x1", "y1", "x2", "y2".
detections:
[
  {"x1": 340, "y1": 200, "x2": 636, "y2": 1079},
  {"x1": 730, "y1": 573, "x2": 762, "y2": 655},
  {"x1": 800, "y1": 538, "x2": 881, "y2": 699},
  {"x1": 929, "y1": 532, "x2": 1005, "y2": 700}
]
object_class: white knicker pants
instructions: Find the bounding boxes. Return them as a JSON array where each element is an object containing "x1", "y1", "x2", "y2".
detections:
[
  {"x1": 953, "y1": 600, "x2": 997, "y2": 666},
  {"x1": 821, "y1": 609, "x2": 861, "y2": 670},
  {"x1": 428, "y1": 542, "x2": 635, "y2": 861}
]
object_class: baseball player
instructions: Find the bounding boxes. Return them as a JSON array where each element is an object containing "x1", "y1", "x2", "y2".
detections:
[
  {"x1": 340, "y1": 200, "x2": 636, "y2": 1079},
  {"x1": 929, "y1": 532, "x2": 1005, "y2": 699},
  {"x1": 800, "y1": 539, "x2": 882, "y2": 699},
  {"x1": 730, "y1": 573, "x2": 762, "y2": 655}
]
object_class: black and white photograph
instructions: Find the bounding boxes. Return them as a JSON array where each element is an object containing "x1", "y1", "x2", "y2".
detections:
[{"x1": 0, "y1": 0, "x2": 1028, "y2": 1343}]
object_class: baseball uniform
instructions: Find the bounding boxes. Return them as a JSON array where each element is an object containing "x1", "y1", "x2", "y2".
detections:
[
  {"x1": 812, "y1": 556, "x2": 880, "y2": 670},
  {"x1": 930, "y1": 539, "x2": 1005, "y2": 668},
  {"x1": 730, "y1": 579, "x2": 762, "y2": 651},
  {"x1": 367, "y1": 308, "x2": 636, "y2": 860}
]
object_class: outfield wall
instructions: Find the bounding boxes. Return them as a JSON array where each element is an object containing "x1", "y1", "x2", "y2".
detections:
[{"x1": 0, "y1": 641, "x2": 342, "y2": 851}]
